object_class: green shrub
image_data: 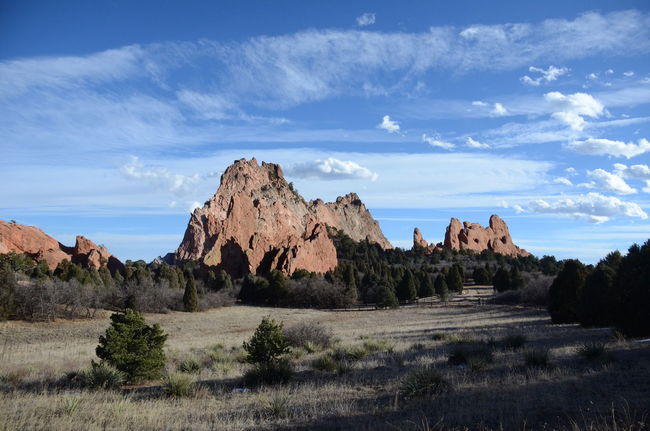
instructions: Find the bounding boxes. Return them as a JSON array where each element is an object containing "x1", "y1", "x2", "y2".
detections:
[
  {"x1": 578, "y1": 343, "x2": 613, "y2": 365},
  {"x1": 243, "y1": 316, "x2": 291, "y2": 366},
  {"x1": 163, "y1": 372, "x2": 194, "y2": 398},
  {"x1": 363, "y1": 338, "x2": 395, "y2": 354},
  {"x1": 548, "y1": 260, "x2": 588, "y2": 324},
  {"x1": 375, "y1": 285, "x2": 399, "y2": 309},
  {"x1": 524, "y1": 348, "x2": 550, "y2": 367},
  {"x1": 80, "y1": 361, "x2": 125, "y2": 390},
  {"x1": 179, "y1": 358, "x2": 201, "y2": 374},
  {"x1": 264, "y1": 394, "x2": 290, "y2": 419},
  {"x1": 448, "y1": 342, "x2": 493, "y2": 368},
  {"x1": 331, "y1": 345, "x2": 368, "y2": 362},
  {"x1": 244, "y1": 359, "x2": 294, "y2": 386},
  {"x1": 401, "y1": 366, "x2": 449, "y2": 398},
  {"x1": 183, "y1": 276, "x2": 199, "y2": 312},
  {"x1": 95, "y1": 309, "x2": 168, "y2": 383},
  {"x1": 311, "y1": 354, "x2": 339, "y2": 373}
]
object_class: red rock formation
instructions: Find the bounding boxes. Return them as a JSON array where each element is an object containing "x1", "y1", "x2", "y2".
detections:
[
  {"x1": 0, "y1": 220, "x2": 122, "y2": 271},
  {"x1": 413, "y1": 228, "x2": 442, "y2": 254},
  {"x1": 176, "y1": 158, "x2": 391, "y2": 276},
  {"x1": 414, "y1": 215, "x2": 529, "y2": 257}
]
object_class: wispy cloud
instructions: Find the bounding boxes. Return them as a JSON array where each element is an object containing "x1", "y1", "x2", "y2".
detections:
[
  {"x1": 586, "y1": 168, "x2": 637, "y2": 195},
  {"x1": 566, "y1": 138, "x2": 650, "y2": 158},
  {"x1": 121, "y1": 156, "x2": 201, "y2": 196},
  {"x1": 465, "y1": 137, "x2": 490, "y2": 149},
  {"x1": 529, "y1": 192, "x2": 647, "y2": 223},
  {"x1": 544, "y1": 91, "x2": 604, "y2": 131},
  {"x1": 356, "y1": 13, "x2": 376, "y2": 27},
  {"x1": 521, "y1": 65, "x2": 569, "y2": 86},
  {"x1": 422, "y1": 134, "x2": 455, "y2": 150}
]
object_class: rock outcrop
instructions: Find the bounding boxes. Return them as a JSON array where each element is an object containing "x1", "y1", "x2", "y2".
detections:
[
  {"x1": 0, "y1": 220, "x2": 123, "y2": 271},
  {"x1": 414, "y1": 215, "x2": 529, "y2": 257},
  {"x1": 175, "y1": 158, "x2": 391, "y2": 277},
  {"x1": 413, "y1": 227, "x2": 442, "y2": 254}
]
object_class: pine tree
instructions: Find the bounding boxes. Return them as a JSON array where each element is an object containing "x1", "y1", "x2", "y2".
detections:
[
  {"x1": 0, "y1": 262, "x2": 16, "y2": 321},
  {"x1": 183, "y1": 275, "x2": 199, "y2": 312},
  {"x1": 548, "y1": 259, "x2": 587, "y2": 324},
  {"x1": 267, "y1": 270, "x2": 288, "y2": 305},
  {"x1": 396, "y1": 269, "x2": 417, "y2": 302},
  {"x1": 434, "y1": 274, "x2": 449, "y2": 303},
  {"x1": 418, "y1": 273, "x2": 435, "y2": 298},
  {"x1": 492, "y1": 267, "x2": 511, "y2": 292},
  {"x1": 243, "y1": 316, "x2": 290, "y2": 365},
  {"x1": 96, "y1": 309, "x2": 167, "y2": 383},
  {"x1": 446, "y1": 265, "x2": 463, "y2": 294},
  {"x1": 375, "y1": 285, "x2": 399, "y2": 309},
  {"x1": 509, "y1": 266, "x2": 525, "y2": 290}
]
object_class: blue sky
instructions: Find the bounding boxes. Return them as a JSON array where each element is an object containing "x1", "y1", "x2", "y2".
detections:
[{"x1": 2, "y1": 0, "x2": 650, "y2": 263}]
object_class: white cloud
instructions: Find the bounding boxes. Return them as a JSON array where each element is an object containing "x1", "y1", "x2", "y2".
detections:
[
  {"x1": 613, "y1": 163, "x2": 650, "y2": 179},
  {"x1": 491, "y1": 102, "x2": 508, "y2": 116},
  {"x1": 553, "y1": 177, "x2": 573, "y2": 186},
  {"x1": 520, "y1": 65, "x2": 569, "y2": 86},
  {"x1": 623, "y1": 71, "x2": 635, "y2": 77},
  {"x1": 565, "y1": 167, "x2": 578, "y2": 176},
  {"x1": 466, "y1": 137, "x2": 490, "y2": 149},
  {"x1": 471, "y1": 101, "x2": 488, "y2": 106},
  {"x1": 285, "y1": 157, "x2": 379, "y2": 181},
  {"x1": 422, "y1": 134, "x2": 455, "y2": 150},
  {"x1": 188, "y1": 201, "x2": 202, "y2": 212},
  {"x1": 529, "y1": 192, "x2": 648, "y2": 223},
  {"x1": 121, "y1": 156, "x2": 201, "y2": 196},
  {"x1": 586, "y1": 169, "x2": 637, "y2": 195},
  {"x1": 606, "y1": 69, "x2": 614, "y2": 75},
  {"x1": 544, "y1": 91, "x2": 604, "y2": 131},
  {"x1": 513, "y1": 204, "x2": 526, "y2": 213},
  {"x1": 356, "y1": 12, "x2": 376, "y2": 27},
  {"x1": 587, "y1": 72, "x2": 599, "y2": 80},
  {"x1": 378, "y1": 115, "x2": 400, "y2": 133},
  {"x1": 566, "y1": 138, "x2": 650, "y2": 158}
]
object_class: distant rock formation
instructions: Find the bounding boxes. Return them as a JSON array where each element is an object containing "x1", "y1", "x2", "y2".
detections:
[
  {"x1": 0, "y1": 220, "x2": 123, "y2": 271},
  {"x1": 414, "y1": 215, "x2": 529, "y2": 257},
  {"x1": 175, "y1": 158, "x2": 391, "y2": 277},
  {"x1": 413, "y1": 227, "x2": 442, "y2": 254}
]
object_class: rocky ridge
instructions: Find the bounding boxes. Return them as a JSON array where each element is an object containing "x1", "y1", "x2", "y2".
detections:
[
  {"x1": 413, "y1": 215, "x2": 529, "y2": 257},
  {"x1": 0, "y1": 220, "x2": 123, "y2": 271},
  {"x1": 175, "y1": 158, "x2": 391, "y2": 277}
]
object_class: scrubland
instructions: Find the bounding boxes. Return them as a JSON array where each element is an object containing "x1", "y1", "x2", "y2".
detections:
[{"x1": 1, "y1": 287, "x2": 648, "y2": 430}]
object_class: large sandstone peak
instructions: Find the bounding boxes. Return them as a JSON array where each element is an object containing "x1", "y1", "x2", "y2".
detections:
[
  {"x1": 0, "y1": 220, "x2": 123, "y2": 271},
  {"x1": 414, "y1": 215, "x2": 529, "y2": 257},
  {"x1": 175, "y1": 158, "x2": 390, "y2": 276},
  {"x1": 413, "y1": 227, "x2": 442, "y2": 254}
]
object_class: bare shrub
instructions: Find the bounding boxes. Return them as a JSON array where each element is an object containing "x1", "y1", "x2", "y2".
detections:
[
  {"x1": 492, "y1": 273, "x2": 552, "y2": 306},
  {"x1": 283, "y1": 321, "x2": 333, "y2": 350},
  {"x1": 283, "y1": 278, "x2": 357, "y2": 309}
]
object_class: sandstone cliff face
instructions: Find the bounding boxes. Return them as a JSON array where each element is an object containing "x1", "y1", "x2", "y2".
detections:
[
  {"x1": 414, "y1": 215, "x2": 529, "y2": 257},
  {"x1": 413, "y1": 227, "x2": 442, "y2": 254},
  {"x1": 310, "y1": 193, "x2": 391, "y2": 249},
  {"x1": 0, "y1": 220, "x2": 123, "y2": 271},
  {"x1": 176, "y1": 158, "x2": 390, "y2": 277}
]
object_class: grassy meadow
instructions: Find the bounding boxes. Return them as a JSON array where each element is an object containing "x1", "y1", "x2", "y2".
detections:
[{"x1": 1, "y1": 287, "x2": 648, "y2": 430}]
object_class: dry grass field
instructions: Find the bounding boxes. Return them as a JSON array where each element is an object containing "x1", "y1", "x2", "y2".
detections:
[{"x1": 1, "y1": 287, "x2": 648, "y2": 430}]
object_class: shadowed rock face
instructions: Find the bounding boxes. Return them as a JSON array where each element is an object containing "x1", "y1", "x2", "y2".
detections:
[
  {"x1": 175, "y1": 158, "x2": 391, "y2": 276},
  {"x1": 413, "y1": 227, "x2": 442, "y2": 254},
  {"x1": 0, "y1": 220, "x2": 123, "y2": 271},
  {"x1": 414, "y1": 215, "x2": 529, "y2": 257}
]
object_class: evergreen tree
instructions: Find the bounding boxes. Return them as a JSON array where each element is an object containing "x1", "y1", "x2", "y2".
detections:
[
  {"x1": 509, "y1": 266, "x2": 525, "y2": 290},
  {"x1": 472, "y1": 266, "x2": 490, "y2": 285},
  {"x1": 267, "y1": 270, "x2": 288, "y2": 305},
  {"x1": 243, "y1": 316, "x2": 290, "y2": 365},
  {"x1": 613, "y1": 241, "x2": 650, "y2": 336},
  {"x1": 0, "y1": 262, "x2": 16, "y2": 321},
  {"x1": 375, "y1": 285, "x2": 399, "y2": 309},
  {"x1": 418, "y1": 272, "x2": 435, "y2": 298},
  {"x1": 578, "y1": 265, "x2": 616, "y2": 327},
  {"x1": 548, "y1": 259, "x2": 587, "y2": 324},
  {"x1": 446, "y1": 265, "x2": 463, "y2": 294},
  {"x1": 492, "y1": 267, "x2": 511, "y2": 292},
  {"x1": 396, "y1": 269, "x2": 417, "y2": 302},
  {"x1": 96, "y1": 309, "x2": 167, "y2": 383},
  {"x1": 183, "y1": 275, "x2": 199, "y2": 312},
  {"x1": 434, "y1": 274, "x2": 449, "y2": 303}
]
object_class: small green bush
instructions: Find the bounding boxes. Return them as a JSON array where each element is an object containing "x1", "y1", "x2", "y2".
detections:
[
  {"x1": 331, "y1": 345, "x2": 368, "y2": 362},
  {"x1": 179, "y1": 358, "x2": 201, "y2": 374},
  {"x1": 362, "y1": 338, "x2": 395, "y2": 354},
  {"x1": 311, "y1": 354, "x2": 339, "y2": 373},
  {"x1": 578, "y1": 343, "x2": 613, "y2": 365},
  {"x1": 524, "y1": 348, "x2": 550, "y2": 367},
  {"x1": 80, "y1": 361, "x2": 125, "y2": 390},
  {"x1": 163, "y1": 372, "x2": 194, "y2": 398},
  {"x1": 243, "y1": 316, "x2": 290, "y2": 366},
  {"x1": 401, "y1": 366, "x2": 449, "y2": 398},
  {"x1": 95, "y1": 309, "x2": 168, "y2": 383},
  {"x1": 244, "y1": 359, "x2": 294, "y2": 386}
]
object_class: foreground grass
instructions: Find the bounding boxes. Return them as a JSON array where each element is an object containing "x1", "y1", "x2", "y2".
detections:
[{"x1": 1, "y1": 293, "x2": 649, "y2": 430}]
